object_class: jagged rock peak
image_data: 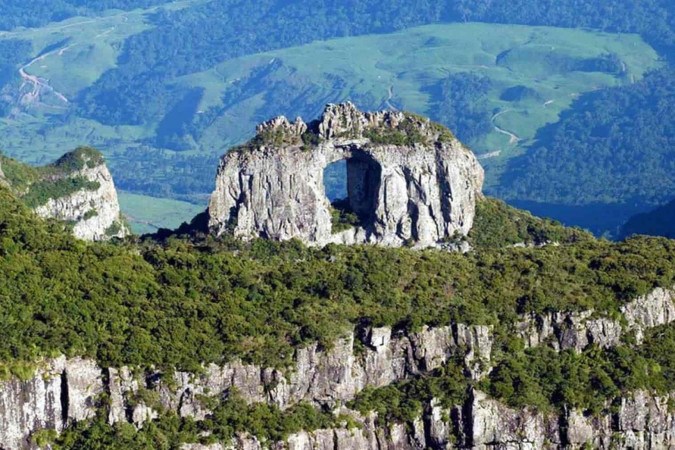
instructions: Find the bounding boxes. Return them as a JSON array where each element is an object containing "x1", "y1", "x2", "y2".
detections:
[
  {"x1": 316, "y1": 101, "x2": 442, "y2": 140},
  {"x1": 209, "y1": 103, "x2": 484, "y2": 248},
  {"x1": 256, "y1": 115, "x2": 307, "y2": 137},
  {"x1": 247, "y1": 102, "x2": 455, "y2": 149}
]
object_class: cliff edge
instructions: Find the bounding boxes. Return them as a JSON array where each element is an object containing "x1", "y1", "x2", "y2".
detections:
[{"x1": 0, "y1": 147, "x2": 128, "y2": 241}]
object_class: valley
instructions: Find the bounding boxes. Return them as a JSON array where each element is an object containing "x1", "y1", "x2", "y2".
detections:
[{"x1": 0, "y1": 14, "x2": 661, "y2": 230}]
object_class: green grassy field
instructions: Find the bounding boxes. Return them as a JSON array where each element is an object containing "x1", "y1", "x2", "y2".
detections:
[
  {"x1": 188, "y1": 22, "x2": 659, "y2": 166},
  {"x1": 118, "y1": 191, "x2": 204, "y2": 234}
]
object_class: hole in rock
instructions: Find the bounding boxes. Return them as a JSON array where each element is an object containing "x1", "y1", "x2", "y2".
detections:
[
  {"x1": 323, "y1": 150, "x2": 381, "y2": 233},
  {"x1": 324, "y1": 159, "x2": 347, "y2": 204}
]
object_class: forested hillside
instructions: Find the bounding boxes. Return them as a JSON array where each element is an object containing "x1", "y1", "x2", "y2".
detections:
[
  {"x1": 497, "y1": 68, "x2": 675, "y2": 210},
  {"x1": 0, "y1": 171, "x2": 674, "y2": 448},
  {"x1": 0, "y1": 0, "x2": 170, "y2": 30},
  {"x1": 621, "y1": 199, "x2": 675, "y2": 239}
]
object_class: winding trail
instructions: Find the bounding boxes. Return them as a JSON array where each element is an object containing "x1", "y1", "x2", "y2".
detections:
[
  {"x1": 491, "y1": 109, "x2": 520, "y2": 145},
  {"x1": 10, "y1": 0, "x2": 203, "y2": 108},
  {"x1": 385, "y1": 85, "x2": 398, "y2": 111},
  {"x1": 477, "y1": 150, "x2": 501, "y2": 160},
  {"x1": 19, "y1": 45, "x2": 75, "y2": 106}
]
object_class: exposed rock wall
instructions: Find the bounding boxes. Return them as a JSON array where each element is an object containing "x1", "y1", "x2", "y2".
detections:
[
  {"x1": 33, "y1": 157, "x2": 128, "y2": 241},
  {"x1": 208, "y1": 103, "x2": 484, "y2": 248},
  {"x1": 0, "y1": 159, "x2": 7, "y2": 186},
  {"x1": 1, "y1": 286, "x2": 674, "y2": 449},
  {"x1": 0, "y1": 358, "x2": 103, "y2": 450},
  {"x1": 518, "y1": 286, "x2": 675, "y2": 351},
  {"x1": 0, "y1": 323, "x2": 490, "y2": 449},
  {"x1": 622, "y1": 286, "x2": 675, "y2": 343},
  {"x1": 185, "y1": 388, "x2": 675, "y2": 450}
]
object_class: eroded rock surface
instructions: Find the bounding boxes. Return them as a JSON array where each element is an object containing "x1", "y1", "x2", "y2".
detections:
[
  {"x1": 518, "y1": 285, "x2": 675, "y2": 352},
  {"x1": 180, "y1": 389, "x2": 675, "y2": 450},
  {"x1": 208, "y1": 103, "x2": 484, "y2": 248},
  {"x1": 32, "y1": 150, "x2": 128, "y2": 241},
  {"x1": 2, "y1": 286, "x2": 674, "y2": 449}
]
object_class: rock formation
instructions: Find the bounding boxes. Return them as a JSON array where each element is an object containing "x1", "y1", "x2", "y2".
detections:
[
  {"x1": 208, "y1": 103, "x2": 484, "y2": 248},
  {"x1": 1, "y1": 285, "x2": 673, "y2": 449},
  {"x1": 1, "y1": 147, "x2": 128, "y2": 241}
]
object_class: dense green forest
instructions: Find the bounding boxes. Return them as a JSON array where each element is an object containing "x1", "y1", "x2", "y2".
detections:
[
  {"x1": 0, "y1": 40, "x2": 31, "y2": 91},
  {"x1": 455, "y1": 0, "x2": 675, "y2": 54},
  {"x1": 497, "y1": 68, "x2": 675, "y2": 207},
  {"x1": 621, "y1": 198, "x2": 675, "y2": 239},
  {"x1": 1, "y1": 1, "x2": 675, "y2": 446},
  {"x1": 0, "y1": 176, "x2": 673, "y2": 447},
  {"x1": 427, "y1": 73, "x2": 493, "y2": 147},
  {"x1": 0, "y1": 0, "x2": 170, "y2": 30},
  {"x1": 0, "y1": 184, "x2": 672, "y2": 374}
]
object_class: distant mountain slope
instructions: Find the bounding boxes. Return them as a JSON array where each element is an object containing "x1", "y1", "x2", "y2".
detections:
[
  {"x1": 621, "y1": 199, "x2": 675, "y2": 239},
  {"x1": 0, "y1": 0, "x2": 171, "y2": 30},
  {"x1": 0, "y1": 21, "x2": 658, "y2": 203},
  {"x1": 495, "y1": 68, "x2": 675, "y2": 236}
]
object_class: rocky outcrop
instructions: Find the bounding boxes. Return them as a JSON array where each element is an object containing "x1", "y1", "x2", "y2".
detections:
[
  {"x1": 0, "y1": 357, "x2": 103, "y2": 450},
  {"x1": 1, "y1": 286, "x2": 674, "y2": 449},
  {"x1": 141, "y1": 323, "x2": 493, "y2": 418},
  {"x1": 208, "y1": 103, "x2": 484, "y2": 248},
  {"x1": 179, "y1": 388, "x2": 675, "y2": 450},
  {"x1": 517, "y1": 310, "x2": 623, "y2": 351},
  {"x1": 518, "y1": 285, "x2": 675, "y2": 351},
  {"x1": 622, "y1": 286, "x2": 675, "y2": 343},
  {"x1": 0, "y1": 323, "x2": 491, "y2": 449},
  {"x1": 451, "y1": 389, "x2": 675, "y2": 450},
  {"x1": 32, "y1": 149, "x2": 128, "y2": 241},
  {"x1": 0, "y1": 159, "x2": 7, "y2": 186}
]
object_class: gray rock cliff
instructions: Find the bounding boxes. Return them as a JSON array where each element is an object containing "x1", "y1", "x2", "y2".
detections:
[
  {"x1": 179, "y1": 387, "x2": 675, "y2": 450},
  {"x1": 32, "y1": 149, "x2": 128, "y2": 241},
  {"x1": 208, "y1": 103, "x2": 484, "y2": 248},
  {"x1": 1, "y1": 286, "x2": 673, "y2": 449}
]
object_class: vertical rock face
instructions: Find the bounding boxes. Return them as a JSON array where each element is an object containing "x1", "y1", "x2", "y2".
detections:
[
  {"x1": 0, "y1": 324, "x2": 492, "y2": 449},
  {"x1": 182, "y1": 389, "x2": 675, "y2": 450},
  {"x1": 31, "y1": 149, "x2": 128, "y2": 241},
  {"x1": 155, "y1": 323, "x2": 493, "y2": 415},
  {"x1": 0, "y1": 358, "x2": 66, "y2": 450},
  {"x1": 622, "y1": 286, "x2": 675, "y2": 343},
  {"x1": 208, "y1": 103, "x2": 484, "y2": 248}
]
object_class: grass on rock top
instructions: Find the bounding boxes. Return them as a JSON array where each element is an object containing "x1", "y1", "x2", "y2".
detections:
[{"x1": 0, "y1": 147, "x2": 105, "y2": 207}]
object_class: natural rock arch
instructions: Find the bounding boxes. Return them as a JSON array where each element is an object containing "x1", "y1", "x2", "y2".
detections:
[
  {"x1": 208, "y1": 103, "x2": 484, "y2": 248},
  {"x1": 323, "y1": 147, "x2": 382, "y2": 235}
]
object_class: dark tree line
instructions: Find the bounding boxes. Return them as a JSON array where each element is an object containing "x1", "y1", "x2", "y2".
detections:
[{"x1": 498, "y1": 68, "x2": 675, "y2": 207}]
